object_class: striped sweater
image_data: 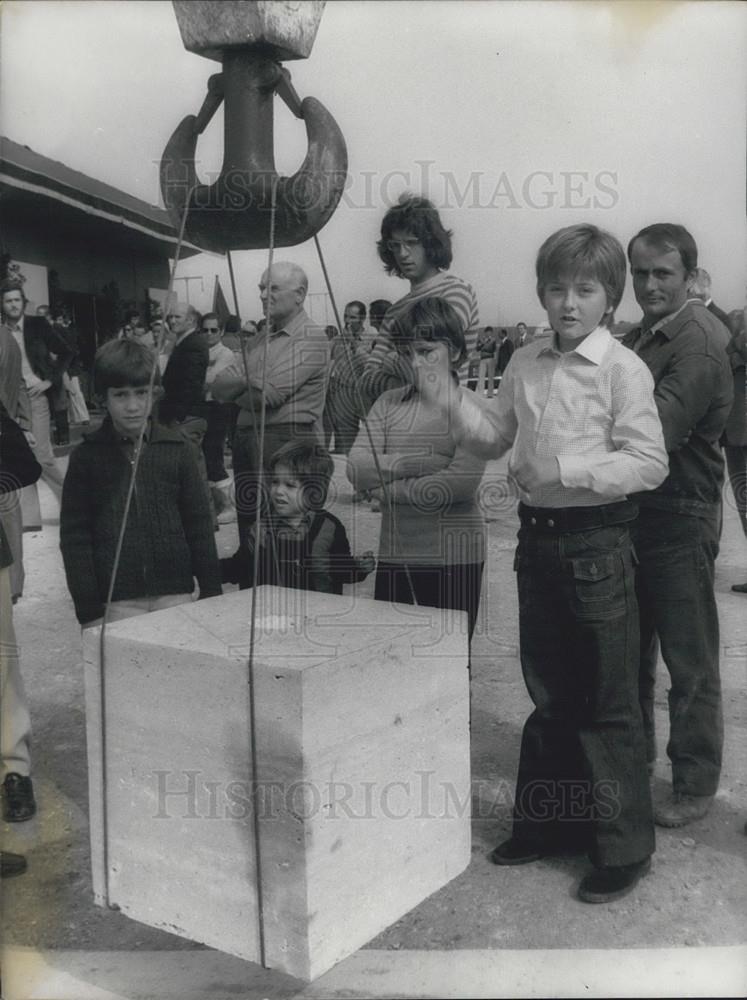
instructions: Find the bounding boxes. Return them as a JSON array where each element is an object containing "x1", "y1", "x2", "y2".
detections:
[{"x1": 361, "y1": 272, "x2": 480, "y2": 402}]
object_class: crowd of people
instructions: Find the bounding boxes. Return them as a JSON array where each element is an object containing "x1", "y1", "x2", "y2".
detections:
[{"x1": 1, "y1": 194, "x2": 745, "y2": 901}]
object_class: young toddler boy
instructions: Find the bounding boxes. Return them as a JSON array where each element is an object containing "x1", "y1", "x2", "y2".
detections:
[
  {"x1": 60, "y1": 339, "x2": 221, "y2": 626},
  {"x1": 221, "y1": 441, "x2": 374, "y2": 593},
  {"x1": 442, "y1": 224, "x2": 669, "y2": 903}
]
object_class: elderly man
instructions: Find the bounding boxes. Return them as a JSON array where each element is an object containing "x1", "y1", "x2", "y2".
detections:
[
  {"x1": 160, "y1": 302, "x2": 214, "y2": 523},
  {"x1": 213, "y1": 262, "x2": 330, "y2": 557},
  {"x1": 623, "y1": 224, "x2": 733, "y2": 827},
  {"x1": 688, "y1": 268, "x2": 732, "y2": 331}
]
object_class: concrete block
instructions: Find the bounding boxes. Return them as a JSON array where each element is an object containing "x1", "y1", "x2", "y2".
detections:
[
  {"x1": 84, "y1": 586, "x2": 471, "y2": 981},
  {"x1": 172, "y1": 1, "x2": 326, "y2": 62}
]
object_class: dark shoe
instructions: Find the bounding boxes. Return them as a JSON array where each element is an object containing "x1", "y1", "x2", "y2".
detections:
[
  {"x1": 2, "y1": 773, "x2": 36, "y2": 823},
  {"x1": 654, "y1": 792, "x2": 714, "y2": 828},
  {"x1": 578, "y1": 857, "x2": 651, "y2": 903},
  {"x1": 489, "y1": 837, "x2": 544, "y2": 866},
  {"x1": 0, "y1": 851, "x2": 27, "y2": 878},
  {"x1": 731, "y1": 581, "x2": 747, "y2": 594}
]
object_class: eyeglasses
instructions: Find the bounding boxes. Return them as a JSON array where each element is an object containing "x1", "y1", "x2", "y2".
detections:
[
  {"x1": 386, "y1": 238, "x2": 421, "y2": 254},
  {"x1": 202, "y1": 326, "x2": 220, "y2": 333}
]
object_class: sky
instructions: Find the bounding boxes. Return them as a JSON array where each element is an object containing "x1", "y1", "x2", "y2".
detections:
[{"x1": 1, "y1": 0, "x2": 746, "y2": 328}]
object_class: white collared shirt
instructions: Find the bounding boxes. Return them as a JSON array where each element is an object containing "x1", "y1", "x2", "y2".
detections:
[{"x1": 467, "y1": 325, "x2": 668, "y2": 507}]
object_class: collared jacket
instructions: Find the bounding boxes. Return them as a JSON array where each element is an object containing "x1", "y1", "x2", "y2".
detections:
[
  {"x1": 60, "y1": 417, "x2": 221, "y2": 624},
  {"x1": 623, "y1": 302, "x2": 733, "y2": 515}
]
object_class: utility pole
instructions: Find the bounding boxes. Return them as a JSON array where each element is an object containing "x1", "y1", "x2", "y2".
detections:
[{"x1": 172, "y1": 275, "x2": 204, "y2": 304}]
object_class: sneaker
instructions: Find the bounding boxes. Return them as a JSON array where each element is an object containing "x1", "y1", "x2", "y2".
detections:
[
  {"x1": 654, "y1": 792, "x2": 714, "y2": 828},
  {"x1": 577, "y1": 857, "x2": 651, "y2": 903},
  {"x1": 2, "y1": 773, "x2": 36, "y2": 823}
]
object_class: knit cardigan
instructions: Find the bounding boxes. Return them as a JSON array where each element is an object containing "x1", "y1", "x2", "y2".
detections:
[
  {"x1": 60, "y1": 418, "x2": 221, "y2": 624},
  {"x1": 221, "y1": 509, "x2": 370, "y2": 594}
]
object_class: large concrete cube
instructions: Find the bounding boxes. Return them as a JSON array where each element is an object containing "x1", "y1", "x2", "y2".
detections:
[{"x1": 84, "y1": 586, "x2": 471, "y2": 981}]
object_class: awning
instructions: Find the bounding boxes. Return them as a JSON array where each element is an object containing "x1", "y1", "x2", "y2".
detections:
[{"x1": 0, "y1": 136, "x2": 202, "y2": 260}]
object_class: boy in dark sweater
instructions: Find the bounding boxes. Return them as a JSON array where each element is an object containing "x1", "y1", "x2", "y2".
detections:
[
  {"x1": 60, "y1": 340, "x2": 221, "y2": 626},
  {"x1": 221, "y1": 441, "x2": 374, "y2": 593}
]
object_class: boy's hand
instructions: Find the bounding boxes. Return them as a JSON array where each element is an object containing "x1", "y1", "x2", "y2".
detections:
[
  {"x1": 511, "y1": 455, "x2": 560, "y2": 493},
  {"x1": 358, "y1": 551, "x2": 376, "y2": 574}
]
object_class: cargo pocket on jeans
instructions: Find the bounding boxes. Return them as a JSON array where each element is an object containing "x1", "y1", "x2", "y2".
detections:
[{"x1": 571, "y1": 554, "x2": 616, "y2": 603}]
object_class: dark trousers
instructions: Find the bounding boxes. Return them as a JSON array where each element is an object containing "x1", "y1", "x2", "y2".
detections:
[
  {"x1": 374, "y1": 561, "x2": 483, "y2": 643},
  {"x1": 327, "y1": 382, "x2": 360, "y2": 455},
  {"x1": 202, "y1": 401, "x2": 230, "y2": 483},
  {"x1": 631, "y1": 506, "x2": 722, "y2": 796},
  {"x1": 512, "y1": 513, "x2": 653, "y2": 869},
  {"x1": 724, "y1": 444, "x2": 747, "y2": 539},
  {"x1": 232, "y1": 421, "x2": 319, "y2": 549}
]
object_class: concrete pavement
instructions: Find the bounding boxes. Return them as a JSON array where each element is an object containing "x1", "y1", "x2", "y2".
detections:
[{"x1": 1, "y1": 449, "x2": 746, "y2": 998}]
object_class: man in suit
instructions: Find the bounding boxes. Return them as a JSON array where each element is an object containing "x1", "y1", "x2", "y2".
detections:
[
  {"x1": 161, "y1": 302, "x2": 208, "y2": 426},
  {"x1": 496, "y1": 327, "x2": 514, "y2": 375},
  {"x1": 160, "y1": 302, "x2": 213, "y2": 518},
  {"x1": 516, "y1": 321, "x2": 531, "y2": 348},
  {"x1": 0, "y1": 282, "x2": 70, "y2": 527},
  {"x1": 688, "y1": 268, "x2": 731, "y2": 331}
]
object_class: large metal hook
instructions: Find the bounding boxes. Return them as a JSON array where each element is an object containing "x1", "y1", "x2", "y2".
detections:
[{"x1": 160, "y1": 50, "x2": 347, "y2": 253}]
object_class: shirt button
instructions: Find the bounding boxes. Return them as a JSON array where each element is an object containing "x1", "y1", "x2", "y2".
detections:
[
  {"x1": 530, "y1": 517, "x2": 537, "y2": 526},
  {"x1": 547, "y1": 519, "x2": 555, "y2": 527}
]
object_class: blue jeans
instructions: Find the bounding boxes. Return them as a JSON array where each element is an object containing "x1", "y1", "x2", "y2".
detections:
[
  {"x1": 631, "y1": 506, "x2": 722, "y2": 796},
  {"x1": 512, "y1": 512, "x2": 653, "y2": 868}
]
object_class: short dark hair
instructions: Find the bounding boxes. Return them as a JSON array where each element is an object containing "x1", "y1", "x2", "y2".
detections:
[
  {"x1": 123, "y1": 310, "x2": 141, "y2": 326},
  {"x1": 390, "y1": 296, "x2": 467, "y2": 371},
  {"x1": 345, "y1": 301, "x2": 366, "y2": 318},
  {"x1": 93, "y1": 339, "x2": 160, "y2": 398},
  {"x1": 517, "y1": 321, "x2": 527, "y2": 329},
  {"x1": 484, "y1": 326, "x2": 494, "y2": 333},
  {"x1": 369, "y1": 299, "x2": 392, "y2": 325},
  {"x1": 377, "y1": 194, "x2": 453, "y2": 278},
  {"x1": 268, "y1": 441, "x2": 334, "y2": 511},
  {"x1": 201, "y1": 311, "x2": 220, "y2": 327},
  {"x1": 536, "y1": 224, "x2": 627, "y2": 323},
  {"x1": 627, "y1": 223, "x2": 698, "y2": 274}
]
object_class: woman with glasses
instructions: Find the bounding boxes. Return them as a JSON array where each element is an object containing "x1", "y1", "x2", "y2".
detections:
[{"x1": 361, "y1": 194, "x2": 480, "y2": 407}]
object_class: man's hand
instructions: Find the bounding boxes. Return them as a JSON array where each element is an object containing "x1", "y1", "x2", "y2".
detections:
[
  {"x1": 511, "y1": 455, "x2": 560, "y2": 493},
  {"x1": 27, "y1": 380, "x2": 51, "y2": 399},
  {"x1": 23, "y1": 431, "x2": 36, "y2": 447},
  {"x1": 212, "y1": 363, "x2": 247, "y2": 402}
]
